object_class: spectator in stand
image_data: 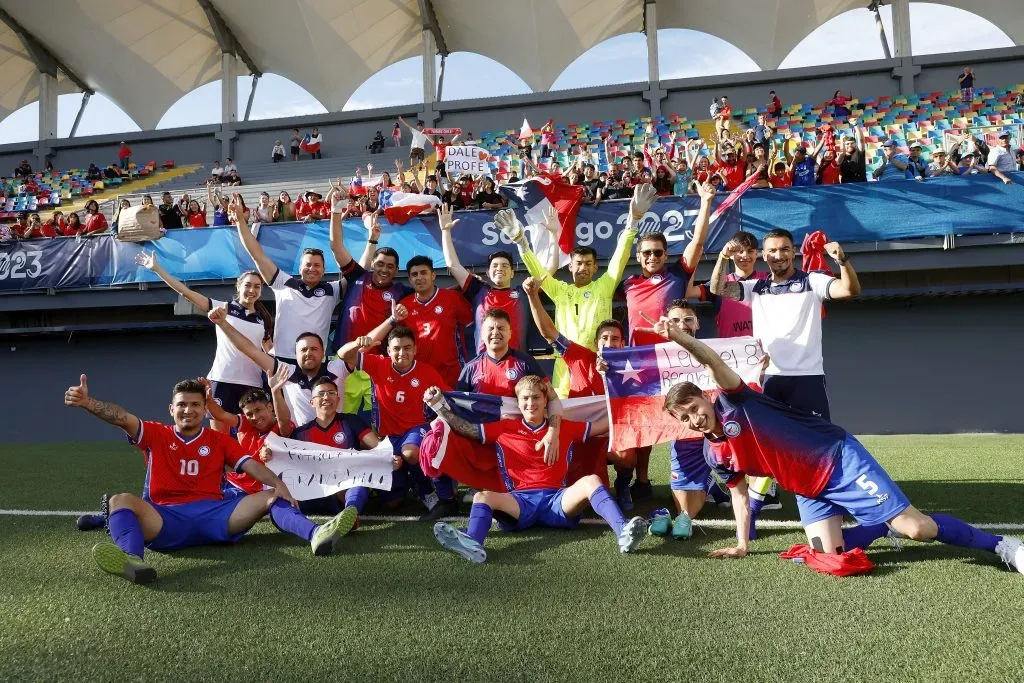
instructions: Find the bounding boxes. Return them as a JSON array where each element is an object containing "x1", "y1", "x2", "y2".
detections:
[
  {"x1": 827, "y1": 90, "x2": 853, "y2": 118},
  {"x1": 379, "y1": 171, "x2": 394, "y2": 190},
  {"x1": 392, "y1": 121, "x2": 401, "y2": 147},
  {"x1": 86, "y1": 163, "x2": 103, "y2": 181},
  {"x1": 769, "y1": 161, "x2": 791, "y2": 188},
  {"x1": 222, "y1": 168, "x2": 243, "y2": 186},
  {"x1": 364, "y1": 186, "x2": 380, "y2": 212},
  {"x1": 474, "y1": 177, "x2": 505, "y2": 210},
  {"x1": 272, "y1": 140, "x2": 286, "y2": 163},
  {"x1": 1016, "y1": 149, "x2": 1024, "y2": 171},
  {"x1": 905, "y1": 143, "x2": 928, "y2": 180},
  {"x1": 159, "y1": 192, "x2": 185, "y2": 230},
  {"x1": 958, "y1": 66, "x2": 975, "y2": 102},
  {"x1": 209, "y1": 161, "x2": 224, "y2": 184},
  {"x1": 751, "y1": 112, "x2": 773, "y2": 146},
  {"x1": 651, "y1": 163, "x2": 674, "y2": 197},
  {"x1": 837, "y1": 120, "x2": 868, "y2": 183},
  {"x1": 582, "y1": 164, "x2": 607, "y2": 203},
  {"x1": 186, "y1": 199, "x2": 209, "y2": 228},
  {"x1": 539, "y1": 120, "x2": 555, "y2": 159},
  {"x1": 746, "y1": 144, "x2": 771, "y2": 189},
  {"x1": 307, "y1": 127, "x2": 323, "y2": 160},
  {"x1": 252, "y1": 192, "x2": 275, "y2": 223},
  {"x1": 223, "y1": 158, "x2": 237, "y2": 174},
  {"x1": 63, "y1": 212, "x2": 85, "y2": 236},
  {"x1": 21, "y1": 213, "x2": 45, "y2": 239},
  {"x1": 713, "y1": 142, "x2": 747, "y2": 190},
  {"x1": 83, "y1": 200, "x2": 109, "y2": 234},
  {"x1": 398, "y1": 117, "x2": 430, "y2": 170},
  {"x1": 369, "y1": 131, "x2": 386, "y2": 154},
  {"x1": 296, "y1": 191, "x2": 328, "y2": 222},
  {"x1": 958, "y1": 152, "x2": 986, "y2": 175},
  {"x1": 207, "y1": 184, "x2": 231, "y2": 226},
  {"x1": 786, "y1": 133, "x2": 825, "y2": 187},
  {"x1": 13, "y1": 160, "x2": 32, "y2": 178},
  {"x1": 228, "y1": 194, "x2": 251, "y2": 225},
  {"x1": 45, "y1": 211, "x2": 67, "y2": 236},
  {"x1": 112, "y1": 200, "x2": 130, "y2": 233},
  {"x1": 927, "y1": 149, "x2": 959, "y2": 177},
  {"x1": 276, "y1": 191, "x2": 295, "y2": 222},
  {"x1": 104, "y1": 164, "x2": 123, "y2": 180},
  {"x1": 421, "y1": 175, "x2": 443, "y2": 200},
  {"x1": 816, "y1": 144, "x2": 841, "y2": 185},
  {"x1": 714, "y1": 95, "x2": 733, "y2": 140},
  {"x1": 986, "y1": 130, "x2": 1016, "y2": 184},
  {"x1": 768, "y1": 90, "x2": 782, "y2": 119},
  {"x1": 290, "y1": 128, "x2": 302, "y2": 161},
  {"x1": 118, "y1": 141, "x2": 132, "y2": 170},
  {"x1": 873, "y1": 139, "x2": 910, "y2": 181}
]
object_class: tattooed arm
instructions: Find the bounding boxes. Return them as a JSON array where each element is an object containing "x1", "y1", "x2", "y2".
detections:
[
  {"x1": 64, "y1": 374, "x2": 141, "y2": 436},
  {"x1": 423, "y1": 387, "x2": 481, "y2": 440}
]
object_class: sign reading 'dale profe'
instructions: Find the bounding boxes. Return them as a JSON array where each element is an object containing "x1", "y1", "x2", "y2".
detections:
[{"x1": 444, "y1": 145, "x2": 491, "y2": 176}]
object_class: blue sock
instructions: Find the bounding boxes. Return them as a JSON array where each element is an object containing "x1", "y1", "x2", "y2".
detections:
[
  {"x1": 344, "y1": 487, "x2": 369, "y2": 513},
  {"x1": 433, "y1": 475, "x2": 456, "y2": 502},
  {"x1": 108, "y1": 508, "x2": 144, "y2": 558},
  {"x1": 747, "y1": 496, "x2": 764, "y2": 541},
  {"x1": 269, "y1": 499, "x2": 317, "y2": 542},
  {"x1": 589, "y1": 485, "x2": 626, "y2": 536},
  {"x1": 932, "y1": 513, "x2": 1001, "y2": 553},
  {"x1": 842, "y1": 523, "x2": 889, "y2": 550},
  {"x1": 467, "y1": 503, "x2": 493, "y2": 544}
]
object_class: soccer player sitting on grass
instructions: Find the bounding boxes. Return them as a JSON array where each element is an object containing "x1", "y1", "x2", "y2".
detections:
[
  {"x1": 64, "y1": 375, "x2": 358, "y2": 584},
  {"x1": 655, "y1": 318, "x2": 1024, "y2": 573},
  {"x1": 424, "y1": 377, "x2": 648, "y2": 564}
]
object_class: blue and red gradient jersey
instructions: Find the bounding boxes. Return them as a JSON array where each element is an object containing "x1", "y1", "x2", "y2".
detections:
[
  {"x1": 455, "y1": 349, "x2": 547, "y2": 396},
  {"x1": 293, "y1": 413, "x2": 373, "y2": 450},
  {"x1": 331, "y1": 261, "x2": 411, "y2": 353},
  {"x1": 703, "y1": 384, "x2": 845, "y2": 498},
  {"x1": 462, "y1": 276, "x2": 529, "y2": 353},
  {"x1": 619, "y1": 259, "x2": 695, "y2": 346}
]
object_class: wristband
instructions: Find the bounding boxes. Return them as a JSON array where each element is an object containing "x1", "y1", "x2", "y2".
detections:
[
  {"x1": 368, "y1": 239, "x2": 378, "y2": 245},
  {"x1": 387, "y1": 316, "x2": 396, "y2": 326},
  {"x1": 838, "y1": 257, "x2": 850, "y2": 265}
]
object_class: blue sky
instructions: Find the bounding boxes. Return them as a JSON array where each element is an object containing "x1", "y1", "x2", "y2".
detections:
[{"x1": 0, "y1": 3, "x2": 1010, "y2": 143}]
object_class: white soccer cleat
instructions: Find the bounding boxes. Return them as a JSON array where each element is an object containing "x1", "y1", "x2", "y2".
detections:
[
  {"x1": 618, "y1": 516, "x2": 648, "y2": 554},
  {"x1": 995, "y1": 536, "x2": 1024, "y2": 575}
]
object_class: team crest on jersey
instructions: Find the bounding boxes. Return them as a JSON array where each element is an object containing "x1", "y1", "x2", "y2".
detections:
[
  {"x1": 723, "y1": 421, "x2": 742, "y2": 438},
  {"x1": 411, "y1": 378, "x2": 421, "y2": 387},
  {"x1": 651, "y1": 274, "x2": 664, "y2": 284},
  {"x1": 198, "y1": 445, "x2": 211, "y2": 456},
  {"x1": 333, "y1": 432, "x2": 347, "y2": 446},
  {"x1": 169, "y1": 442, "x2": 179, "y2": 451},
  {"x1": 313, "y1": 288, "x2": 325, "y2": 297},
  {"x1": 789, "y1": 282, "x2": 802, "y2": 293},
  {"x1": 583, "y1": 291, "x2": 591, "y2": 299},
  {"x1": 434, "y1": 305, "x2": 443, "y2": 314},
  {"x1": 383, "y1": 292, "x2": 394, "y2": 301},
  {"x1": 509, "y1": 291, "x2": 519, "y2": 299},
  {"x1": 505, "y1": 368, "x2": 519, "y2": 380}
]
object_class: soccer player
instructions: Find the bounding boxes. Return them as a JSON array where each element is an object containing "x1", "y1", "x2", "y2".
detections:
[
  {"x1": 495, "y1": 184, "x2": 658, "y2": 397},
  {"x1": 424, "y1": 377, "x2": 648, "y2": 563},
  {"x1": 232, "y1": 194, "x2": 341, "y2": 363},
  {"x1": 710, "y1": 229, "x2": 860, "y2": 532},
  {"x1": 522, "y1": 275, "x2": 636, "y2": 507},
  {"x1": 338, "y1": 325, "x2": 452, "y2": 518},
  {"x1": 699, "y1": 231, "x2": 767, "y2": 339},
  {"x1": 437, "y1": 204, "x2": 527, "y2": 352},
  {"x1": 657, "y1": 318, "x2": 1024, "y2": 574},
  {"x1": 64, "y1": 375, "x2": 358, "y2": 584},
  {"x1": 399, "y1": 254, "x2": 473, "y2": 386},
  {"x1": 455, "y1": 309, "x2": 547, "y2": 396},
  {"x1": 134, "y1": 253, "x2": 273, "y2": 425}
]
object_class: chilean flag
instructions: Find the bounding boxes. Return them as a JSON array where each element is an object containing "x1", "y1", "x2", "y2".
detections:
[
  {"x1": 380, "y1": 190, "x2": 442, "y2": 225},
  {"x1": 498, "y1": 174, "x2": 584, "y2": 269},
  {"x1": 299, "y1": 134, "x2": 320, "y2": 155},
  {"x1": 602, "y1": 338, "x2": 765, "y2": 452},
  {"x1": 419, "y1": 392, "x2": 607, "y2": 491}
]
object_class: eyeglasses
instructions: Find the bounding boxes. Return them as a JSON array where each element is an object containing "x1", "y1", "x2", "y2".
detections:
[
  {"x1": 640, "y1": 249, "x2": 665, "y2": 258},
  {"x1": 312, "y1": 390, "x2": 339, "y2": 398}
]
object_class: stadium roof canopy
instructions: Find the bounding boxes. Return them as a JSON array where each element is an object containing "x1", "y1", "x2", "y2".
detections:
[{"x1": 0, "y1": 0, "x2": 1020, "y2": 129}]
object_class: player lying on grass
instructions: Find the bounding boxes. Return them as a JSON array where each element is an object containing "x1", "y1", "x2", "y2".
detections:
[
  {"x1": 64, "y1": 375, "x2": 359, "y2": 584},
  {"x1": 656, "y1": 318, "x2": 1024, "y2": 573},
  {"x1": 423, "y1": 376, "x2": 648, "y2": 564}
]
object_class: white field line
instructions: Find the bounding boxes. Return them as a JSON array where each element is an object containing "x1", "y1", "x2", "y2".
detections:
[{"x1": 3, "y1": 509, "x2": 1023, "y2": 531}]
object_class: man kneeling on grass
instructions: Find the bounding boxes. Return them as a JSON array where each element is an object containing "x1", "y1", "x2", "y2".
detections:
[
  {"x1": 423, "y1": 376, "x2": 648, "y2": 563},
  {"x1": 64, "y1": 375, "x2": 357, "y2": 584},
  {"x1": 653, "y1": 318, "x2": 1024, "y2": 574}
]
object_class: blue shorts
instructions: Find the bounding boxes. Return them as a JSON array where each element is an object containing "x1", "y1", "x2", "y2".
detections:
[
  {"x1": 670, "y1": 439, "x2": 710, "y2": 491},
  {"x1": 391, "y1": 425, "x2": 428, "y2": 456},
  {"x1": 495, "y1": 489, "x2": 580, "y2": 532},
  {"x1": 763, "y1": 374, "x2": 831, "y2": 421},
  {"x1": 796, "y1": 436, "x2": 911, "y2": 527},
  {"x1": 147, "y1": 497, "x2": 247, "y2": 552}
]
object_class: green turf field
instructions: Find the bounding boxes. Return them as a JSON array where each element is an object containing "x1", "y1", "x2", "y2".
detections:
[{"x1": 2, "y1": 435, "x2": 1023, "y2": 682}]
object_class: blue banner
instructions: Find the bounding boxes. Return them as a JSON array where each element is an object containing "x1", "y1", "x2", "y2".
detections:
[{"x1": 0, "y1": 237, "x2": 98, "y2": 291}]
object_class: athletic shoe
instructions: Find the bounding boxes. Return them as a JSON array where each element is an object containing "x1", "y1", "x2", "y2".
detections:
[
  {"x1": 420, "y1": 491, "x2": 440, "y2": 512},
  {"x1": 91, "y1": 541, "x2": 156, "y2": 584},
  {"x1": 433, "y1": 522, "x2": 486, "y2": 564},
  {"x1": 630, "y1": 480, "x2": 654, "y2": 502},
  {"x1": 418, "y1": 498, "x2": 459, "y2": 522},
  {"x1": 76, "y1": 493, "x2": 109, "y2": 531},
  {"x1": 648, "y1": 508, "x2": 671, "y2": 537},
  {"x1": 310, "y1": 505, "x2": 359, "y2": 556},
  {"x1": 995, "y1": 536, "x2": 1024, "y2": 575},
  {"x1": 672, "y1": 511, "x2": 693, "y2": 540},
  {"x1": 616, "y1": 483, "x2": 634, "y2": 512},
  {"x1": 618, "y1": 516, "x2": 648, "y2": 553},
  {"x1": 760, "y1": 491, "x2": 783, "y2": 512}
]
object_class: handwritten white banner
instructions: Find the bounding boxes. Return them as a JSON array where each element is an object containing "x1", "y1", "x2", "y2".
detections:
[
  {"x1": 264, "y1": 433, "x2": 394, "y2": 500},
  {"x1": 445, "y1": 145, "x2": 490, "y2": 175},
  {"x1": 649, "y1": 336, "x2": 765, "y2": 393}
]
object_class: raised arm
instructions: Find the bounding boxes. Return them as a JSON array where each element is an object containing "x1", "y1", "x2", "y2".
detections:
[
  {"x1": 207, "y1": 305, "x2": 275, "y2": 373},
  {"x1": 64, "y1": 374, "x2": 141, "y2": 436},
  {"x1": 197, "y1": 377, "x2": 240, "y2": 428},
  {"x1": 659, "y1": 319, "x2": 742, "y2": 391},
  {"x1": 822, "y1": 242, "x2": 861, "y2": 299},
  {"x1": 495, "y1": 209, "x2": 550, "y2": 280},
  {"x1": 605, "y1": 183, "x2": 655, "y2": 283},
  {"x1": 423, "y1": 387, "x2": 481, "y2": 440},
  {"x1": 682, "y1": 181, "x2": 715, "y2": 272},
  {"x1": 337, "y1": 303, "x2": 405, "y2": 366},
  {"x1": 268, "y1": 363, "x2": 294, "y2": 437},
  {"x1": 135, "y1": 251, "x2": 209, "y2": 312},
  {"x1": 233, "y1": 195, "x2": 277, "y2": 283},
  {"x1": 437, "y1": 204, "x2": 471, "y2": 287},
  {"x1": 397, "y1": 116, "x2": 416, "y2": 133},
  {"x1": 327, "y1": 180, "x2": 355, "y2": 269},
  {"x1": 358, "y1": 210, "x2": 382, "y2": 270},
  {"x1": 522, "y1": 276, "x2": 557, "y2": 343},
  {"x1": 708, "y1": 242, "x2": 742, "y2": 301}
]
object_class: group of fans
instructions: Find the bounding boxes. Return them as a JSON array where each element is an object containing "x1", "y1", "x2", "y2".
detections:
[{"x1": 65, "y1": 181, "x2": 1024, "y2": 583}]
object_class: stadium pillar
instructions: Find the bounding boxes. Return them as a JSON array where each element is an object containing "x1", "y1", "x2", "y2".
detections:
[
  {"x1": 642, "y1": 1, "x2": 666, "y2": 119},
  {"x1": 420, "y1": 28, "x2": 440, "y2": 126},
  {"x1": 217, "y1": 52, "x2": 239, "y2": 162},
  {"x1": 35, "y1": 71, "x2": 58, "y2": 169},
  {"x1": 888, "y1": 0, "x2": 919, "y2": 95}
]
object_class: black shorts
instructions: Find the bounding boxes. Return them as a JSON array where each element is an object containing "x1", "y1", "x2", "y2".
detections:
[
  {"x1": 762, "y1": 374, "x2": 831, "y2": 421},
  {"x1": 210, "y1": 380, "x2": 261, "y2": 415},
  {"x1": 290, "y1": 145, "x2": 300, "y2": 155}
]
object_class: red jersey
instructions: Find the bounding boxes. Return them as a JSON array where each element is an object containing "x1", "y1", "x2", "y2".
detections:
[
  {"x1": 225, "y1": 415, "x2": 294, "y2": 494},
  {"x1": 130, "y1": 420, "x2": 249, "y2": 505},
  {"x1": 620, "y1": 260, "x2": 695, "y2": 346},
  {"x1": 480, "y1": 418, "x2": 591, "y2": 490},
  {"x1": 819, "y1": 160, "x2": 840, "y2": 185},
  {"x1": 461, "y1": 276, "x2": 528, "y2": 353},
  {"x1": 357, "y1": 354, "x2": 448, "y2": 436},
  {"x1": 551, "y1": 334, "x2": 604, "y2": 398},
  {"x1": 332, "y1": 261, "x2": 411, "y2": 353},
  {"x1": 187, "y1": 212, "x2": 208, "y2": 228},
  {"x1": 292, "y1": 413, "x2": 373, "y2": 449},
  {"x1": 769, "y1": 171, "x2": 792, "y2": 188},
  {"x1": 714, "y1": 159, "x2": 746, "y2": 190},
  {"x1": 84, "y1": 213, "x2": 108, "y2": 234},
  {"x1": 455, "y1": 349, "x2": 547, "y2": 396},
  {"x1": 399, "y1": 287, "x2": 472, "y2": 386}
]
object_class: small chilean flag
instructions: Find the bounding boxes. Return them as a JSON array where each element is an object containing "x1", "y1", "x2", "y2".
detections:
[
  {"x1": 380, "y1": 190, "x2": 442, "y2": 225},
  {"x1": 498, "y1": 173, "x2": 584, "y2": 269},
  {"x1": 602, "y1": 338, "x2": 765, "y2": 452},
  {"x1": 299, "y1": 135, "x2": 320, "y2": 155},
  {"x1": 519, "y1": 118, "x2": 533, "y2": 139}
]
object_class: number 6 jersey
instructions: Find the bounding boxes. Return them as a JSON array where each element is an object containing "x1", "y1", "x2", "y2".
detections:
[{"x1": 356, "y1": 354, "x2": 449, "y2": 437}]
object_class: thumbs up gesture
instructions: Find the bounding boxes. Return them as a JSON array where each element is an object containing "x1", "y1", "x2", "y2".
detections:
[{"x1": 65, "y1": 374, "x2": 91, "y2": 408}]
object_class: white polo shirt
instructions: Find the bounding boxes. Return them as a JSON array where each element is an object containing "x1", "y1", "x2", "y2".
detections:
[
  {"x1": 269, "y1": 269, "x2": 343, "y2": 359},
  {"x1": 986, "y1": 146, "x2": 1016, "y2": 173},
  {"x1": 207, "y1": 298, "x2": 267, "y2": 387},
  {"x1": 740, "y1": 270, "x2": 835, "y2": 376},
  {"x1": 410, "y1": 129, "x2": 429, "y2": 150},
  {"x1": 272, "y1": 358, "x2": 349, "y2": 427}
]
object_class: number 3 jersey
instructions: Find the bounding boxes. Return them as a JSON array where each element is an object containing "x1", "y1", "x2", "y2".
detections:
[
  {"x1": 129, "y1": 421, "x2": 250, "y2": 505},
  {"x1": 356, "y1": 354, "x2": 448, "y2": 437},
  {"x1": 703, "y1": 384, "x2": 846, "y2": 498}
]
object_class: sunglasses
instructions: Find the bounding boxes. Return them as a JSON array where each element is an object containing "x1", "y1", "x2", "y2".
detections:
[{"x1": 640, "y1": 249, "x2": 665, "y2": 258}]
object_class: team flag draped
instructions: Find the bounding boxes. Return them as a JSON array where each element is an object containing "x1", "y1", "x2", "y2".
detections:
[{"x1": 498, "y1": 174, "x2": 584, "y2": 269}]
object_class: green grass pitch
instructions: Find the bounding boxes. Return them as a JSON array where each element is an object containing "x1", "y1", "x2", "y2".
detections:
[{"x1": 2, "y1": 435, "x2": 1023, "y2": 682}]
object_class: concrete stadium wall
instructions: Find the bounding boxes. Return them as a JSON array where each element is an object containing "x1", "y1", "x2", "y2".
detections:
[
  {"x1": 5, "y1": 292, "x2": 1022, "y2": 444},
  {"x1": 2, "y1": 46, "x2": 1023, "y2": 173}
]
